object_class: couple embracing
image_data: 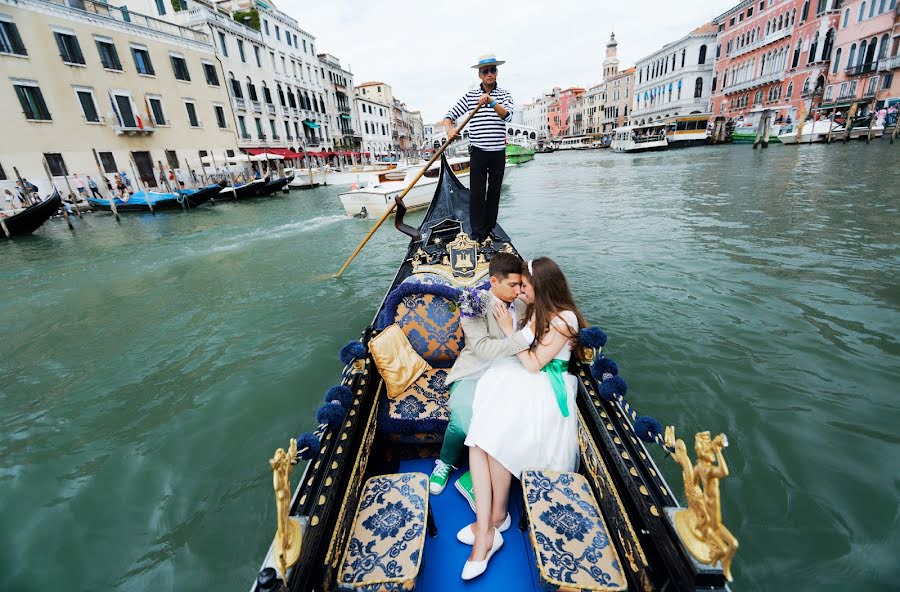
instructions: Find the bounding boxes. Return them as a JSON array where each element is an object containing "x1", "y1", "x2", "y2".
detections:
[{"x1": 429, "y1": 253, "x2": 588, "y2": 580}]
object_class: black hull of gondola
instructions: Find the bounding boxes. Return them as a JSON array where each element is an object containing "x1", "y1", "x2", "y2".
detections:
[
  {"x1": 251, "y1": 155, "x2": 731, "y2": 592},
  {"x1": 216, "y1": 180, "x2": 266, "y2": 201},
  {"x1": 180, "y1": 182, "x2": 225, "y2": 207},
  {"x1": 256, "y1": 177, "x2": 291, "y2": 196},
  {"x1": 1, "y1": 192, "x2": 62, "y2": 238}
]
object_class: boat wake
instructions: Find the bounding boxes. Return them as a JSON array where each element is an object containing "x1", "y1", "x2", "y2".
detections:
[{"x1": 191, "y1": 214, "x2": 346, "y2": 258}]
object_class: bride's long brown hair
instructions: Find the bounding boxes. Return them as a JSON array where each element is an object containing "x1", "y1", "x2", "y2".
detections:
[{"x1": 522, "y1": 257, "x2": 588, "y2": 362}]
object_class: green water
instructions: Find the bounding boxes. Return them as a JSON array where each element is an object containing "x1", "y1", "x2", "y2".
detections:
[{"x1": 2, "y1": 144, "x2": 898, "y2": 591}]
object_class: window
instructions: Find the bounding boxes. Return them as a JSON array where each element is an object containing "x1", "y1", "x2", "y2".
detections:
[
  {"x1": 54, "y1": 31, "x2": 84, "y2": 65},
  {"x1": 165, "y1": 150, "x2": 179, "y2": 169},
  {"x1": 275, "y1": 25, "x2": 280, "y2": 40},
  {"x1": 246, "y1": 77, "x2": 258, "y2": 102},
  {"x1": 833, "y1": 47, "x2": 842, "y2": 73},
  {"x1": 848, "y1": 43, "x2": 857, "y2": 67},
  {"x1": 214, "y1": 104, "x2": 227, "y2": 128},
  {"x1": 154, "y1": 0, "x2": 166, "y2": 15},
  {"x1": 883, "y1": 73, "x2": 894, "y2": 90},
  {"x1": 171, "y1": 54, "x2": 190, "y2": 81},
  {"x1": 238, "y1": 115, "x2": 248, "y2": 138},
  {"x1": 44, "y1": 153, "x2": 67, "y2": 176},
  {"x1": 131, "y1": 46, "x2": 154, "y2": 75},
  {"x1": 95, "y1": 38, "x2": 121, "y2": 70},
  {"x1": 255, "y1": 117, "x2": 264, "y2": 138},
  {"x1": 230, "y1": 74, "x2": 242, "y2": 98},
  {"x1": 184, "y1": 101, "x2": 200, "y2": 127},
  {"x1": 75, "y1": 87, "x2": 100, "y2": 123},
  {"x1": 801, "y1": 0, "x2": 809, "y2": 21},
  {"x1": 303, "y1": 39, "x2": 307, "y2": 52},
  {"x1": 694, "y1": 77, "x2": 703, "y2": 98},
  {"x1": 99, "y1": 152, "x2": 117, "y2": 173},
  {"x1": 698, "y1": 45, "x2": 707, "y2": 65},
  {"x1": 148, "y1": 96, "x2": 166, "y2": 125},
  {"x1": 218, "y1": 32, "x2": 228, "y2": 57},
  {"x1": 14, "y1": 81, "x2": 51, "y2": 120},
  {"x1": 253, "y1": 45, "x2": 261, "y2": 67},
  {"x1": 263, "y1": 19, "x2": 269, "y2": 35},
  {"x1": 111, "y1": 92, "x2": 137, "y2": 127},
  {"x1": 0, "y1": 18, "x2": 27, "y2": 56},
  {"x1": 203, "y1": 62, "x2": 219, "y2": 86},
  {"x1": 269, "y1": 119, "x2": 278, "y2": 139},
  {"x1": 237, "y1": 39, "x2": 245, "y2": 62},
  {"x1": 263, "y1": 84, "x2": 272, "y2": 104},
  {"x1": 858, "y1": 2, "x2": 866, "y2": 20}
]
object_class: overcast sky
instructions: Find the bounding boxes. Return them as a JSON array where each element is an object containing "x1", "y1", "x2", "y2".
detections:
[{"x1": 283, "y1": 0, "x2": 738, "y2": 123}]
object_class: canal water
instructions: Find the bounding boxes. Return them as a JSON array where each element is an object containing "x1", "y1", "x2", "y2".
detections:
[{"x1": 1, "y1": 144, "x2": 898, "y2": 591}]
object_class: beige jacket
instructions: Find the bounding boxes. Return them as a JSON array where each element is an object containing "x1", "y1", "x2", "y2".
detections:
[{"x1": 445, "y1": 291, "x2": 530, "y2": 385}]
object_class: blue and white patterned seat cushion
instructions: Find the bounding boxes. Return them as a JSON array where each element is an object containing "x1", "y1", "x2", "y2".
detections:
[
  {"x1": 337, "y1": 473, "x2": 429, "y2": 591},
  {"x1": 522, "y1": 470, "x2": 627, "y2": 592},
  {"x1": 378, "y1": 368, "x2": 449, "y2": 444}
]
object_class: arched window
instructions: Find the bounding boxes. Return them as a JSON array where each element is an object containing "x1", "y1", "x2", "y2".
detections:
[
  {"x1": 822, "y1": 28, "x2": 835, "y2": 61},
  {"x1": 698, "y1": 45, "x2": 707, "y2": 65},
  {"x1": 865, "y1": 36, "x2": 877, "y2": 64},
  {"x1": 262, "y1": 82, "x2": 272, "y2": 105},
  {"x1": 842, "y1": 8, "x2": 850, "y2": 27},
  {"x1": 694, "y1": 77, "x2": 703, "y2": 98},
  {"x1": 754, "y1": 90, "x2": 762, "y2": 104},
  {"x1": 848, "y1": 43, "x2": 856, "y2": 67},
  {"x1": 319, "y1": 97, "x2": 326, "y2": 112},
  {"x1": 879, "y1": 34, "x2": 890, "y2": 59},
  {"x1": 778, "y1": 14, "x2": 784, "y2": 29},
  {"x1": 277, "y1": 85, "x2": 285, "y2": 107},
  {"x1": 808, "y1": 32, "x2": 819, "y2": 64},
  {"x1": 869, "y1": 0, "x2": 876, "y2": 16},
  {"x1": 858, "y1": 2, "x2": 866, "y2": 21},
  {"x1": 880, "y1": 0, "x2": 888, "y2": 13},
  {"x1": 859, "y1": 40, "x2": 868, "y2": 65},
  {"x1": 786, "y1": 81, "x2": 793, "y2": 98},
  {"x1": 790, "y1": 8, "x2": 796, "y2": 25},
  {"x1": 229, "y1": 72, "x2": 242, "y2": 98},
  {"x1": 762, "y1": 53, "x2": 767, "y2": 74},
  {"x1": 246, "y1": 77, "x2": 257, "y2": 102},
  {"x1": 766, "y1": 21, "x2": 771, "y2": 36},
  {"x1": 287, "y1": 89, "x2": 296, "y2": 109},
  {"x1": 832, "y1": 47, "x2": 842, "y2": 73},
  {"x1": 801, "y1": 1, "x2": 809, "y2": 21},
  {"x1": 792, "y1": 42, "x2": 802, "y2": 68}
]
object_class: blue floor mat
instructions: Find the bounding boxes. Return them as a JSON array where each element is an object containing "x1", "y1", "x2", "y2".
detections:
[{"x1": 398, "y1": 458, "x2": 541, "y2": 592}]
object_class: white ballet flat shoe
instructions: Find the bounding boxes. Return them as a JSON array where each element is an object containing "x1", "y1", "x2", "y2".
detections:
[
  {"x1": 456, "y1": 513, "x2": 511, "y2": 545},
  {"x1": 461, "y1": 527, "x2": 503, "y2": 581}
]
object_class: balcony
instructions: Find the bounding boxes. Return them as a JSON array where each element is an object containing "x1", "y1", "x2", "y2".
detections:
[
  {"x1": 729, "y1": 26, "x2": 794, "y2": 60},
  {"x1": 266, "y1": 103, "x2": 275, "y2": 115},
  {"x1": 846, "y1": 62, "x2": 877, "y2": 76},
  {"x1": 169, "y1": 5, "x2": 259, "y2": 42},
  {"x1": 339, "y1": 105, "x2": 352, "y2": 114},
  {"x1": 723, "y1": 71, "x2": 784, "y2": 95},
  {"x1": 878, "y1": 55, "x2": 900, "y2": 72},
  {"x1": 251, "y1": 101, "x2": 262, "y2": 113},
  {"x1": 800, "y1": 86, "x2": 824, "y2": 99},
  {"x1": 48, "y1": 0, "x2": 210, "y2": 44},
  {"x1": 233, "y1": 97, "x2": 246, "y2": 111},
  {"x1": 113, "y1": 123, "x2": 155, "y2": 136}
]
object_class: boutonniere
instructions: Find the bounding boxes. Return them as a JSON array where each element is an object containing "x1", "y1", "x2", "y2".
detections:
[{"x1": 458, "y1": 287, "x2": 488, "y2": 318}]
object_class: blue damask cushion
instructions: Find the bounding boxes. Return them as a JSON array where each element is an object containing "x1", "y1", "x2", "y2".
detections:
[
  {"x1": 522, "y1": 470, "x2": 627, "y2": 592},
  {"x1": 377, "y1": 368, "x2": 449, "y2": 444},
  {"x1": 337, "y1": 472, "x2": 429, "y2": 591},
  {"x1": 394, "y1": 294, "x2": 463, "y2": 368}
]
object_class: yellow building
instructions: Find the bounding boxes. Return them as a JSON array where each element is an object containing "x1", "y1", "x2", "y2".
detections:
[{"x1": 0, "y1": 0, "x2": 238, "y2": 197}]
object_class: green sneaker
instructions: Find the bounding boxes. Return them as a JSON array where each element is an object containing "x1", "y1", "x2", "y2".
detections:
[
  {"x1": 454, "y1": 470, "x2": 476, "y2": 512},
  {"x1": 429, "y1": 460, "x2": 452, "y2": 495}
]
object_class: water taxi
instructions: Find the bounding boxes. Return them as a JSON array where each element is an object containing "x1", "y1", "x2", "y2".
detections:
[
  {"x1": 338, "y1": 157, "x2": 470, "y2": 219},
  {"x1": 556, "y1": 135, "x2": 594, "y2": 150},
  {"x1": 248, "y1": 155, "x2": 739, "y2": 592},
  {"x1": 611, "y1": 124, "x2": 668, "y2": 153},
  {"x1": 665, "y1": 115, "x2": 711, "y2": 149},
  {"x1": 777, "y1": 119, "x2": 843, "y2": 144}
]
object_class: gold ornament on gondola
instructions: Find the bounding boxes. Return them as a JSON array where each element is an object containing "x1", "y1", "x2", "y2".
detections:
[
  {"x1": 664, "y1": 426, "x2": 738, "y2": 581},
  {"x1": 271, "y1": 438, "x2": 302, "y2": 579}
]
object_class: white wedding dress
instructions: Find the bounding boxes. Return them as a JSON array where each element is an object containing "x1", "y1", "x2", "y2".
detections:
[{"x1": 464, "y1": 311, "x2": 580, "y2": 478}]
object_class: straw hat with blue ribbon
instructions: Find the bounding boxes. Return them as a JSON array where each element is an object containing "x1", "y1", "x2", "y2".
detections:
[{"x1": 472, "y1": 54, "x2": 505, "y2": 69}]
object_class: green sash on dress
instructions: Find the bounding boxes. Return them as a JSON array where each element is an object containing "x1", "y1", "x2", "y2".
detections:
[{"x1": 541, "y1": 359, "x2": 570, "y2": 417}]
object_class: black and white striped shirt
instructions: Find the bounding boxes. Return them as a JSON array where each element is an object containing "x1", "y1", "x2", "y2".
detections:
[{"x1": 444, "y1": 84, "x2": 514, "y2": 152}]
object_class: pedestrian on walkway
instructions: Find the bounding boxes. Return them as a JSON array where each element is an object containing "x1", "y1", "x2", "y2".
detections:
[
  {"x1": 87, "y1": 175, "x2": 103, "y2": 199},
  {"x1": 72, "y1": 174, "x2": 87, "y2": 200},
  {"x1": 443, "y1": 54, "x2": 514, "y2": 244},
  {"x1": 176, "y1": 168, "x2": 187, "y2": 188}
]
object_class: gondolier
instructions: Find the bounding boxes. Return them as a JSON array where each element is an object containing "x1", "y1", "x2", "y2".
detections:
[{"x1": 443, "y1": 54, "x2": 513, "y2": 244}]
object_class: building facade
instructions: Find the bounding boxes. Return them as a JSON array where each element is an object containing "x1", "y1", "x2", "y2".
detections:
[
  {"x1": 599, "y1": 34, "x2": 635, "y2": 132},
  {"x1": 355, "y1": 93, "x2": 393, "y2": 159},
  {"x1": 319, "y1": 52, "x2": 361, "y2": 154},
  {"x1": 521, "y1": 90, "x2": 556, "y2": 139},
  {"x1": 1, "y1": 0, "x2": 236, "y2": 195},
  {"x1": 631, "y1": 24, "x2": 718, "y2": 125},
  {"x1": 548, "y1": 87, "x2": 585, "y2": 138},
  {"x1": 824, "y1": 0, "x2": 898, "y2": 113}
]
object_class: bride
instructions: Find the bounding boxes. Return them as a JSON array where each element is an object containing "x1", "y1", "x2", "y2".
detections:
[{"x1": 459, "y1": 257, "x2": 587, "y2": 580}]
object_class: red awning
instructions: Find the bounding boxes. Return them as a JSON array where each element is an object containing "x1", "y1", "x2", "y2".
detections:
[
  {"x1": 243, "y1": 148, "x2": 268, "y2": 155},
  {"x1": 244, "y1": 147, "x2": 305, "y2": 158}
]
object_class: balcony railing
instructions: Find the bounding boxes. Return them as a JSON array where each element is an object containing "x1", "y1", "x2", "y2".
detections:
[
  {"x1": 729, "y1": 25, "x2": 794, "y2": 60},
  {"x1": 878, "y1": 55, "x2": 900, "y2": 72},
  {"x1": 723, "y1": 70, "x2": 784, "y2": 95},
  {"x1": 170, "y1": 6, "x2": 260, "y2": 42},
  {"x1": 233, "y1": 97, "x2": 246, "y2": 110},
  {"x1": 266, "y1": 103, "x2": 275, "y2": 115},
  {"x1": 800, "y1": 86, "x2": 824, "y2": 98},
  {"x1": 44, "y1": 0, "x2": 209, "y2": 44},
  {"x1": 846, "y1": 62, "x2": 876, "y2": 76},
  {"x1": 339, "y1": 105, "x2": 352, "y2": 114},
  {"x1": 251, "y1": 101, "x2": 262, "y2": 113},
  {"x1": 113, "y1": 123, "x2": 155, "y2": 136}
]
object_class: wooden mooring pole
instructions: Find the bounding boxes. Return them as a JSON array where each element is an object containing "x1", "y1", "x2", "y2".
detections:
[
  {"x1": 92, "y1": 149, "x2": 119, "y2": 222},
  {"x1": 41, "y1": 156, "x2": 73, "y2": 230}
]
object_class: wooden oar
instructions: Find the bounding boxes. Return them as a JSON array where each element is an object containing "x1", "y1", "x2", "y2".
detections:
[{"x1": 335, "y1": 104, "x2": 482, "y2": 278}]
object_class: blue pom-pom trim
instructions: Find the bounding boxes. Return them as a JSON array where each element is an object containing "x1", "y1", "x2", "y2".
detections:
[
  {"x1": 325, "y1": 385, "x2": 353, "y2": 408},
  {"x1": 590, "y1": 357, "x2": 619, "y2": 381},
  {"x1": 296, "y1": 432, "x2": 321, "y2": 460},
  {"x1": 339, "y1": 341, "x2": 366, "y2": 365},
  {"x1": 316, "y1": 402, "x2": 345, "y2": 428},
  {"x1": 579, "y1": 327, "x2": 608, "y2": 349},
  {"x1": 634, "y1": 416, "x2": 664, "y2": 443},
  {"x1": 599, "y1": 376, "x2": 628, "y2": 402}
]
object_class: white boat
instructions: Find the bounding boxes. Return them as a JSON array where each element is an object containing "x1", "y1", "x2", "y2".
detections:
[
  {"x1": 845, "y1": 124, "x2": 885, "y2": 140},
  {"x1": 285, "y1": 168, "x2": 326, "y2": 188},
  {"x1": 665, "y1": 115, "x2": 712, "y2": 148},
  {"x1": 339, "y1": 157, "x2": 471, "y2": 219},
  {"x1": 556, "y1": 136, "x2": 593, "y2": 150},
  {"x1": 319, "y1": 163, "x2": 410, "y2": 187},
  {"x1": 777, "y1": 120, "x2": 843, "y2": 144},
  {"x1": 611, "y1": 123, "x2": 668, "y2": 153}
]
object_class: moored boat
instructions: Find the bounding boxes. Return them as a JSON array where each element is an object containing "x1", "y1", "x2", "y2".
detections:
[
  {"x1": 256, "y1": 176, "x2": 292, "y2": 196},
  {"x1": 248, "y1": 155, "x2": 739, "y2": 592},
  {"x1": 665, "y1": 115, "x2": 712, "y2": 148},
  {"x1": 0, "y1": 191, "x2": 61, "y2": 238},
  {"x1": 611, "y1": 123, "x2": 669, "y2": 153},
  {"x1": 777, "y1": 119, "x2": 842, "y2": 144},
  {"x1": 505, "y1": 142, "x2": 535, "y2": 165},
  {"x1": 338, "y1": 157, "x2": 471, "y2": 219},
  {"x1": 217, "y1": 178, "x2": 266, "y2": 200},
  {"x1": 87, "y1": 188, "x2": 214, "y2": 212}
]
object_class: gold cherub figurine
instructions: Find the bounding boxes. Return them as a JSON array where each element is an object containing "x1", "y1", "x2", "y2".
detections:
[
  {"x1": 270, "y1": 439, "x2": 302, "y2": 578},
  {"x1": 665, "y1": 426, "x2": 738, "y2": 581}
]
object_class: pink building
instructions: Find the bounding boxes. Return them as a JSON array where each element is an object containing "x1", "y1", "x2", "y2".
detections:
[
  {"x1": 548, "y1": 87, "x2": 585, "y2": 138},
  {"x1": 823, "y1": 0, "x2": 899, "y2": 113},
  {"x1": 710, "y1": 0, "x2": 842, "y2": 122}
]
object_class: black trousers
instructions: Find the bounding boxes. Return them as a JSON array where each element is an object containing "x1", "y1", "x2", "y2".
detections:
[
  {"x1": 89, "y1": 187, "x2": 103, "y2": 199},
  {"x1": 469, "y1": 147, "x2": 505, "y2": 241}
]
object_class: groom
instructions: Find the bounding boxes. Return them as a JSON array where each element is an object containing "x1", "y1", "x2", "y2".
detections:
[{"x1": 430, "y1": 253, "x2": 530, "y2": 503}]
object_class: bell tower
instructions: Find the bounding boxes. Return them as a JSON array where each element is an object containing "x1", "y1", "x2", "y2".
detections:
[{"x1": 603, "y1": 32, "x2": 619, "y2": 81}]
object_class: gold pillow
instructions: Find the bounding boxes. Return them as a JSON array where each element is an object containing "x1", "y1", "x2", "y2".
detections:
[{"x1": 369, "y1": 324, "x2": 430, "y2": 399}]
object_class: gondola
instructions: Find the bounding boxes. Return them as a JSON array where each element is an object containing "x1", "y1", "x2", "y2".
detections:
[
  {"x1": 249, "y1": 155, "x2": 738, "y2": 592},
  {"x1": 175, "y1": 181, "x2": 226, "y2": 207},
  {"x1": 87, "y1": 186, "x2": 218, "y2": 212},
  {"x1": 216, "y1": 178, "x2": 266, "y2": 200},
  {"x1": 0, "y1": 191, "x2": 61, "y2": 238},
  {"x1": 256, "y1": 176, "x2": 292, "y2": 197}
]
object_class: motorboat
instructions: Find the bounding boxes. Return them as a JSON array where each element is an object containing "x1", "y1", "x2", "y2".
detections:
[
  {"x1": 611, "y1": 123, "x2": 669, "y2": 153},
  {"x1": 777, "y1": 119, "x2": 843, "y2": 144}
]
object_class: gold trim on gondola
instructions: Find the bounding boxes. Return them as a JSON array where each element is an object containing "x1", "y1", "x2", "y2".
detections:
[
  {"x1": 270, "y1": 438, "x2": 302, "y2": 578},
  {"x1": 664, "y1": 426, "x2": 739, "y2": 581}
]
